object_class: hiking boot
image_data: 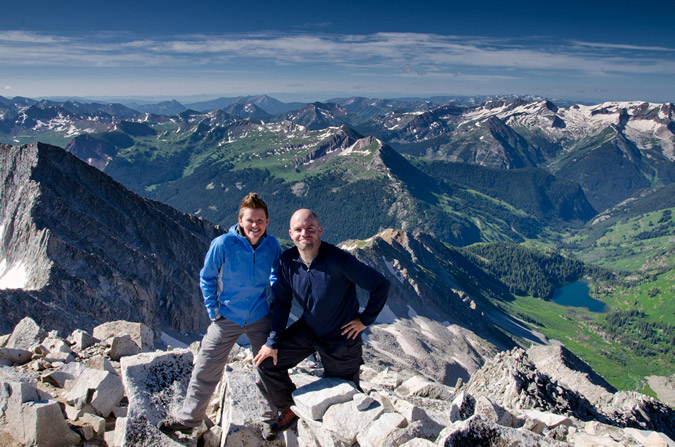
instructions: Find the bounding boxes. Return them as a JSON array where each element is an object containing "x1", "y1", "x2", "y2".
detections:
[
  {"x1": 157, "y1": 416, "x2": 194, "y2": 434},
  {"x1": 270, "y1": 408, "x2": 298, "y2": 432},
  {"x1": 261, "y1": 408, "x2": 298, "y2": 439},
  {"x1": 261, "y1": 422, "x2": 277, "y2": 441}
]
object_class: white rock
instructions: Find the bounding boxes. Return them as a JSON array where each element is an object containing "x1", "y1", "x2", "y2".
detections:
[
  {"x1": 371, "y1": 368, "x2": 403, "y2": 389},
  {"x1": 41, "y1": 370, "x2": 74, "y2": 388},
  {"x1": 67, "y1": 329, "x2": 98, "y2": 350},
  {"x1": 110, "y1": 334, "x2": 142, "y2": 360},
  {"x1": 72, "y1": 421, "x2": 95, "y2": 440},
  {"x1": 292, "y1": 377, "x2": 359, "y2": 420},
  {"x1": 220, "y1": 366, "x2": 271, "y2": 446},
  {"x1": 399, "y1": 439, "x2": 437, "y2": 447},
  {"x1": 625, "y1": 427, "x2": 655, "y2": 444},
  {"x1": 473, "y1": 395, "x2": 520, "y2": 428},
  {"x1": 43, "y1": 350, "x2": 74, "y2": 364},
  {"x1": 644, "y1": 432, "x2": 675, "y2": 447},
  {"x1": 450, "y1": 391, "x2": 475, "y2": 421},
  {"x1": 111, "y1": 416, "x2": 128, "y2": 447},
  {"x1": 356, "y1": 412, "x2": 407, "y2": 447},
  {"x1": 520, "y1": 409, "x2": 573, "y2": 429},
  {"x1": 17, "y1": 400, "x2": 81, "y2": 446},
  {"x1": 41, "y1": 335, "x2": 72, "y2": 355},
  {"x1": 391, "y1": 398, "x2": 443, "y2": 439},
  {"x1": 120, "y1": 349, "x2": 193, "y2": 426},
  {"x1": 41, "y1": 360, "x2": 86, "y2": 388},
  {"x1": 322, "y1": 395, "x2": 385, "y2": 444},
  {"x1": 396, "y1": 375, "x2": 452, "y2": 400},
  {"x1": 2, "y1": 381, "x2": 49, "y2": 437},
  {"x1": 93, "y1": 320, "x2": 154, "y2": 352},
  {"x1": 84, "y1": 354, "x2": 117, "y2": 374},
  {"x1": 297, "y1": 416, "x2": 350, "y2": 447},
  {"x1": 79, "y1": 412, "x2": 106, "y2": 436},
  {"x1": 66, "y1": 368, "x2": 124, "y2": 417}
]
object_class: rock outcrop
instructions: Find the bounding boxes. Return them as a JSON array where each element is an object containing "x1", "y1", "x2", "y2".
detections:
[
  {"x1": 1, "y1": 317, "x2": 674, "y2": 447},
  {"x1": 0, "y1": 142, "x2": 222, "y2": 335}
]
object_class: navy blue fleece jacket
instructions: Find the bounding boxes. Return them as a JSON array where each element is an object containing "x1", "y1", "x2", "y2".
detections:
[{"x1": 265, "y1": 242, "x2": 390, "y2": 348}]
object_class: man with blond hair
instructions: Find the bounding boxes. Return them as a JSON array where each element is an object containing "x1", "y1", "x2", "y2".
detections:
[
  {"x1": 254, "y1": 208, "x2": 390, "y2": 439},
  {"x1": 159, "y1": 193, "x2": 282, "y2": 434}
]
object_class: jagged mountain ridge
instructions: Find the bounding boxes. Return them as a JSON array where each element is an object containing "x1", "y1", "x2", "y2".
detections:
[
  {"x1": 3, "y1": 95, "x2": 675, "y2": 218},
  {"x1": 55, "y1": 115, "x2": 595, "y2": 246},
  {"x1": 381, "y1": 99, "x2": 675, "y2": 210},
  {"x1": 0, "y1": 142, "x2": 221, "y2": 335}
]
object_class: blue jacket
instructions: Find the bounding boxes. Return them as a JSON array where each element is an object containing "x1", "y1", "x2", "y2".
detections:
[
  {"x1": 266, "y1": 242, "x2": 390, "y2": 348},
  {"x1": 200, "y1": 224, "x2": 281, "y2": 326}
]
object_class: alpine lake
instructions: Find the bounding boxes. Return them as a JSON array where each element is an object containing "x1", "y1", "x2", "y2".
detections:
[{"x1": 552, "y1": 281, "x2": 609, "y2": 313}]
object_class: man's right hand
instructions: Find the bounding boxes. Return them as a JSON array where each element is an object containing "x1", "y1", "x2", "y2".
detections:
[{"x1": 253, "y1": 345, "x2": 278, "y2": 367}]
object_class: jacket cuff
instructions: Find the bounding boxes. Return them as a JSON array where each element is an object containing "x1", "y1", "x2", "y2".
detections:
[{"x1": 208, "y1": 308, "x2": 218, "y2": 320}]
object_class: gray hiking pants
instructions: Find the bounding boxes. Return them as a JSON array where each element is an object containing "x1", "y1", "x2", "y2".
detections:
[{"x1": 176, "y1": 314, "x2": 271, "y2": 426}]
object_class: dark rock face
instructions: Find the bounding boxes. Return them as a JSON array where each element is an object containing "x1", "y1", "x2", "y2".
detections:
[{"x1": 0, "y1": 142, "x2": 222, "y2": 336}]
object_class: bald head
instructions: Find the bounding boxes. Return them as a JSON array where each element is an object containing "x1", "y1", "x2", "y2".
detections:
[
  {"x1": 291, "y1": 209, "x2": 319, "y2": 225},
  {"x1": 289, "y1": 209, "x2": 322, "y2": 259}
]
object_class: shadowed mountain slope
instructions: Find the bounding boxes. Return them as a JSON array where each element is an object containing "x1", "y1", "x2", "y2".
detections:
[{"x1": 0, "y1": 142, "x2": 222, "y2": 335}]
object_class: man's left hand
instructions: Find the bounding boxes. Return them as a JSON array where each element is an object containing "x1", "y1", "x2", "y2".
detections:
[{"x1": 341, "y1": 317, "x2": 366, "y2": 339}]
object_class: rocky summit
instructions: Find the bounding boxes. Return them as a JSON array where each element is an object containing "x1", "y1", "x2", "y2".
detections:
[
  {"x1": 1, "y1": 316, "x2": 674, "y2": 447},
  {"x1": 0, "y1": 142, "x2": 222, "y2": 336}
]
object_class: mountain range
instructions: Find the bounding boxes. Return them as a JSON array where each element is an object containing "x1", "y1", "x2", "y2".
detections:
[{"x1": 1, "y1": 93, "x2": 674, "y2": 402}]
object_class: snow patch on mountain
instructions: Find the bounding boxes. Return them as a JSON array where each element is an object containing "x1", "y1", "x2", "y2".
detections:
[
  {"x1": 382, "y1": 256, "x2": 405, "y2": 284},
  {"x1": 0, "y1": 259, "x2": 30, "y2": 290}
]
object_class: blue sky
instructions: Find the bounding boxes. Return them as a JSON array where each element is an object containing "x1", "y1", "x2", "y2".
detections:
[{"x1": 2, "y1": 0, "x2": 674, "y2": 103}]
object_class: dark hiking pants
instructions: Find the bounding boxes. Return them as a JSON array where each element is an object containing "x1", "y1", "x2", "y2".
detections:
[{"x1": 257, "y1": 318, "x2": 363, "y2": 411}]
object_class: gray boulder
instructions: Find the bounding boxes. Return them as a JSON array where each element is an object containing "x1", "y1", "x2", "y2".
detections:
[
  {"x1": 66, "y1": 367, "x2": 125, "y2": 417},
  {"x1": 0, "y1": 347, "x2": 32, "y2": 366},
  {"x1": 94, "y1": 320, "x2": 154, "y2": 354},
  {"x1": 1, "y1": 380, "x2": 79, "y2": 446},
  {"x1": 120, "y1": 349, "x2": 193, "y2": 425},
  {"x1": 5, "y1": 317, "x2": 46, "y2": 350}
]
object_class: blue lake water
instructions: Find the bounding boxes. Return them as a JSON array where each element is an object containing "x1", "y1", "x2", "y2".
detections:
[{"x1": 551, "y1": 281, "x2": 610, "y2": 313}]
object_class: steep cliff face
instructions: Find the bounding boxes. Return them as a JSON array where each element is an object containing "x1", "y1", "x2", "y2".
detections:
[
  {"x1": 339, "y1": 229, "x2": 546, "y2": 387},
  {"x1": 0, "y1": 143, "x2": 222, "y2": 335}
]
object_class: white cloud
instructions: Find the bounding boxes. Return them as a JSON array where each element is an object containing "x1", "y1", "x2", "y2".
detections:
[
  {"x1": 1, "y1": 30, "x2": 674, "y2": 100},
  {"x1": 1, "y1": 30, "x2": 674, "y2": 78}
]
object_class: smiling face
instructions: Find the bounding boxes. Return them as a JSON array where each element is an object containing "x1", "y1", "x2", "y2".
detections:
[
  {"x1": 289, "y1": 209, "x2": 322, "y2": 254},
  {"x1": 239, "y1": 207, "x2": 269, "y2": 246}
]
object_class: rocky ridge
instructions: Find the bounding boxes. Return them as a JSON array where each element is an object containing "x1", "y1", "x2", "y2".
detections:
[
  {"x1": 1, "y1": 316, "x2": 673, "y2": 447},
  {"x1": 0, "y1": 142, "x2": 221, "y2": 335}
]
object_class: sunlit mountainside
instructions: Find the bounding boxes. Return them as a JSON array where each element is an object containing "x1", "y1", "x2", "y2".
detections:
[{"x1": 1, "y1": 93, "x2": 674, "y2": 401}]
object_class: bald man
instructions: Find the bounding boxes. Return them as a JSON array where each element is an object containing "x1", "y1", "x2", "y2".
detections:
[{"x1": 253, "y1": 209, "x2": 390, "y2": 439}]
